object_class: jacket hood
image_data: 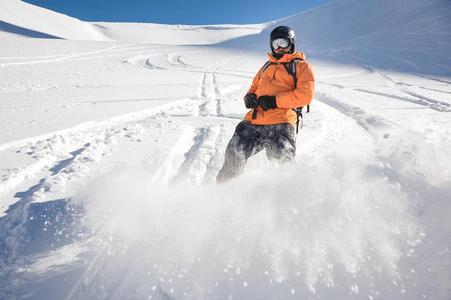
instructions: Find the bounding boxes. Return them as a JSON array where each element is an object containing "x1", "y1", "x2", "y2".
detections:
[{"x1": 268, "y1": 51, "x2": 306, "y2": 63}]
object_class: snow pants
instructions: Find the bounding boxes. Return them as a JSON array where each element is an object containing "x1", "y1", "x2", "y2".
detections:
[{"x1": 216, "y1": 121, "x2": 296, "y2": 182}]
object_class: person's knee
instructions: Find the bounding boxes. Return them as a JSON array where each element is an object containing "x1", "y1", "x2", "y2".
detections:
[
  {"x1": 235, "y1": 121, "x2": 251, "y2": 134},
  {"x1": 266, "y1": 123, "x2": 296, "y2": 160},
  {"x1": 217, "y1": 121, "x2": 263, "y2": 182}
]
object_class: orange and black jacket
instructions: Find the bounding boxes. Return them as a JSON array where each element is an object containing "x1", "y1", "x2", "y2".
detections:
[{"x1": 244, "y1": 51, "x2": 315, "y2": 125}]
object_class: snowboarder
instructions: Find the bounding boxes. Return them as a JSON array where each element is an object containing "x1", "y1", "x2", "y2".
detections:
[{"x1": 216, "y1": 26, "x2": 315, "y2": 182}]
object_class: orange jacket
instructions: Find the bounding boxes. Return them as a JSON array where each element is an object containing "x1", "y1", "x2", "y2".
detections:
[{"x1": 244, "y1": 51, "x2": 315, "y2": 125}]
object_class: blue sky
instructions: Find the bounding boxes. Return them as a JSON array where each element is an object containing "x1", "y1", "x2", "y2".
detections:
[{"x1": 23, "y1": 0, "x2": 329, "y2": 25}]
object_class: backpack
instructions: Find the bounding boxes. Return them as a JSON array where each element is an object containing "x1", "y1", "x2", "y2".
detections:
[{"x1": 256, "y1": 58, "x2": 310, "y2": 133}]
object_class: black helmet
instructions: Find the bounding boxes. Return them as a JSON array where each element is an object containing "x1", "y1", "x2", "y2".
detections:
[{"x1": 270, "y1": 26, "x2": 296, "y2": 57}]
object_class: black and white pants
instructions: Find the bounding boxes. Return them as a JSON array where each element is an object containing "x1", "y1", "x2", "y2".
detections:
[{"x1": 216, "y1": 121, "x2": 296, "y2": 182}]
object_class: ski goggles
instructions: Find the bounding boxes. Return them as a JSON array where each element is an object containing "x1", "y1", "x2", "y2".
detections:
[{"x1": 271, "y1": 38, "x2": 291, "y2": 50}]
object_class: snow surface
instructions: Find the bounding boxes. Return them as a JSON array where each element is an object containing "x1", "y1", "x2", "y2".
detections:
[{"x1": 1, "y1": 0, "x2": 451, "y2": 299}]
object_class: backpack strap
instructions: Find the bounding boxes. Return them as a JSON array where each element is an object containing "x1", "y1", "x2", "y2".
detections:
[
  {"x1": 260, "y1": 61, "x2": 272, "y2": 75},
  {"x1": 283, "y1": 58, "x2": 309, "y2": 133},
  {"x1": 284, "y1": 58, "x2": 302, "y2": 87}
]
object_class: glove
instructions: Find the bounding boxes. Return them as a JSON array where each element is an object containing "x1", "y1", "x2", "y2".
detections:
[
  {"x1": 258, "y1": 95, "x2": 277, "y2": 111},
  {"x1": 244, "y1": 93, "x2": 257, "y2": 108}
]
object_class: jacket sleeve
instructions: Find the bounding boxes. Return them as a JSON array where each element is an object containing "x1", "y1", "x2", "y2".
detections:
[{"x1": 275, "y1": 62, "x2": 315, "y2": 109}]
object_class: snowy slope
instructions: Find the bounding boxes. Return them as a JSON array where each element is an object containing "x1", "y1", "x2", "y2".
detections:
[
  {"x1": 0, "y1": 0, "x2": 110, "y2": 41},
  {"x1": 225, "y1": 0, "x2": 451, "y2": 75},
  {"x1": 277, "y1": 0, "x2": 451, "y2": 51},
  {"x1": 0, "y1": 0, "x2": 451, "y2": 299},
  {"x1": 92, "y1": 22, "x2": 267, "y2": 45}
]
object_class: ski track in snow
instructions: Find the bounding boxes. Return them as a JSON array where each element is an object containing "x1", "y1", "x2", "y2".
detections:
[
  {"x1": 151, "y1": 58, "x2": 236, "y2": 186},
  {"x1": 0, "y1": 98, "x2": 196, "y2": 205},
  {"x1": 317, "y1": 67, "x2": 451, "y2": 112},
  {"x1": 358, "y1": 72, "x2": 451, "y2": 112},
  {"x1": 132, "y1": 51, "x2": 253, "y2": 80},
  {"x1": 315, "y1": 91, "x2": 391, "y2": 131},
  {"x1": 0, "y1": 45, "x2": 151, "y2": 67},
  {"x1": 354, "y1": 88, "x2": 451, "y2": 112}
]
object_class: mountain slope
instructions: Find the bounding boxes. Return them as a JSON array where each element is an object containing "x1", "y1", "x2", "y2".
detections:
[
  {"x1": 223, "y1": 0, "x2": 451, "y2": 75},
  {"x1": 92, "y1": 22, "x2": 267, "y2": 45},
  {"x1": 0, "y1": 0, "x2": 110, "y2": 41}
]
